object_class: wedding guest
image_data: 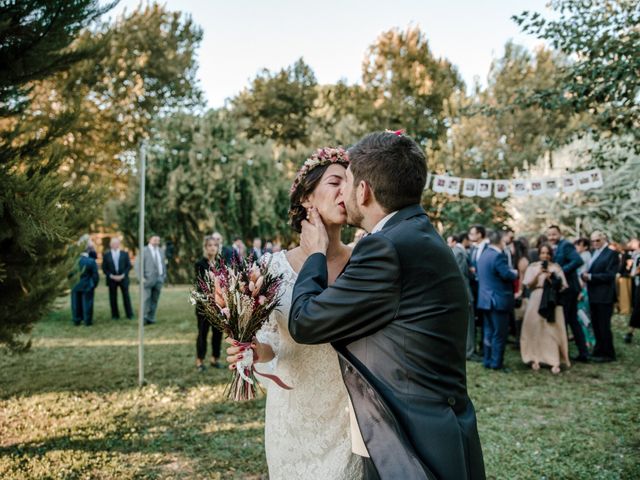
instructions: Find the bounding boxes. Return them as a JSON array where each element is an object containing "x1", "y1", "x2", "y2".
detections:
[
  {"x1": 70, "y1": 248, "x2": 99, "y2": 326},
  {"x1": 575, "y1": 237, "x2": 596, "y2": 348},
  {"x1": 624, "y1": 238, "x2": 640, "y2": 343},
  {"x1": 264, "y1": 241, "x2": 274, "y2": 254},
  {"x1": 458, "y1": 231, "x2": 472, "y2": 251},
  {"x1": 251, "y1": 237, "x2": 263, "y2": 260},
  {"x1": 83, "y1": 237, "x2": 98, "y2": 322},
  {"x1": 520, "y1": 244, "x2": 570, "y2": 374},
  {"x1": 469, "y1": 224, "x2": 488, "y2": 350},
  {"x1": 529, "y1": 234, "x2": 548, "y2": 263},
  {"x1": 138, "y1": 234, "x2": 166, "y2": 325},
  {"x1": 102, "y1": 237, "x2": 134, "y2": 320},
  {"x1": 451, "y1": 233, "x2": 480, "y2": 361},
  {"x1": 617, "y1": 243, "x2": 633, "y2": 315},
  {"x1": 272, "y1": 242, "x2": 283, "y2": 254},
  {"x1": 503, "y1": 227, "x2": 515, "y2": 268},
  {"x1": 547, "y1": 225, "x2": 589, "y2": 362},
  {"x1": 231, "y1": 236, "x2": 246, "y2": 262},
  {"x1": 194, "y1": 235, "x2": 223, "y2": 371},
  {"x1": 582, "y1": 231, "x2": 619, "y2": 362},
  {"x1": 477, "y1": 230, "x2": 518, "y2": 370},
  {"x1": 469, "y1": 224, "x2": 488, "y2": 277},
  {"x1": 514, "y1": 238, "x2": 531, "y2": 287},
  {"x1": 513, "y1": 238, "x2": 531, "y2": 339},
  {"x1": 212, "y1": 231, "x2": 233, "y2": 266},
  {"x1": 575, "y1": 238, "x2": 592, "y2": 275},
  {"x1": 502, "y1": 227, "x2": 517, "y2": 343}
]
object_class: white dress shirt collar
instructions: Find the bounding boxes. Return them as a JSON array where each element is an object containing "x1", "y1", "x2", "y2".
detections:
[{"x1": 370, "y1": 211, "x2": 398, "y2": 234}]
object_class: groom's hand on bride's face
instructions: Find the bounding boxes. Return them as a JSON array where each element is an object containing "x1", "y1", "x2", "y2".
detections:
[{"x1": 300, "y1": 207, "x2": 329, "y2": 256}]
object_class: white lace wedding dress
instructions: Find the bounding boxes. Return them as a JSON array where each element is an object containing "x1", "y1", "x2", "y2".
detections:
[{"x1": 255, "y1": 251, "x2": 362, "y2": 479}]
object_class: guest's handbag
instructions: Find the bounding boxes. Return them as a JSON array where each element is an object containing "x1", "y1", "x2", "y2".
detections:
[{"x1": 538, "y1": 273, "x2": 563, "y2": 322}]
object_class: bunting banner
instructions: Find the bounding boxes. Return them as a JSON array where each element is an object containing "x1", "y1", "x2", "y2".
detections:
[
  {"x1": 462, "y1": 179, "x2": 478, "y2": 197},
  {"x1": 477, "y1": 180, "x2": 492, "y2": 198},
  {"x1": 424, "y1": 168, "x2": 604, "y2": 198}
]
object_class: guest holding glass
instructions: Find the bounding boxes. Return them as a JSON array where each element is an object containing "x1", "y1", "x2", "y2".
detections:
[
  {"x1": 194, "y1": 235, "x2": 223, "y2": 371},
  {"x1": 520, "y1": 244, "x2": 570, "y2": 374}
]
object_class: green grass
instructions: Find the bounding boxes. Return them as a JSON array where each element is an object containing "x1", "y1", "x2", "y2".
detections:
[{"x1": 1, "y1": 285, "x2": 639, "y2": 479}]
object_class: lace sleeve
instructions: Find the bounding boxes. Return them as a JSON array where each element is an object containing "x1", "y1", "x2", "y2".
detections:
[{"x1": 256, "y1": 314, "x2": 280, "y2": 357}]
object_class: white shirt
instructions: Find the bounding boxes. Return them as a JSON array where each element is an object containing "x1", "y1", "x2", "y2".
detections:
[
  {"x1": 588, "y1": 244, "x2": 608, "y2": 271},
  {"x1": 474, "y1": 240, "x2": 489, "y2": 263},
  {"x1": 370, "y1": 211, "x2": 398, "y2": 234},
  {"x1": 111, "y1": 249, "x2": 120, "y2": 273},
  {"x1": 149, "y1": 245, "x2": 163, "y2": 276}
]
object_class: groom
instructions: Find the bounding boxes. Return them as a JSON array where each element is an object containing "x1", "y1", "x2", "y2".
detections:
[{"x1": 289, "y1": 131, "x2": 485, "y2": 479}]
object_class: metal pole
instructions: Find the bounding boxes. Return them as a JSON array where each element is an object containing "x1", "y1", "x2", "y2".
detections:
[{"x1": 138, "y1": 142, "x2": 146, "y2": 387}]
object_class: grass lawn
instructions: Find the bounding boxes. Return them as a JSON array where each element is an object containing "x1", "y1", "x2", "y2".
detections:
[{"x1": 1, "y1": 284, "x2": 639, "y2": 479}]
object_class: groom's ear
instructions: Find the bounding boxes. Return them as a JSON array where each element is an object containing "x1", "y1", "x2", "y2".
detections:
[{"x1": 359, "y1": 180, "x2": 371, "y2": 206}]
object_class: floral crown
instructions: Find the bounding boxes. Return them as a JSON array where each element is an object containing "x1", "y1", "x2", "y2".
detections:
[{"x1": 289, "y1": 146, "x2": 349, "y2": 195}]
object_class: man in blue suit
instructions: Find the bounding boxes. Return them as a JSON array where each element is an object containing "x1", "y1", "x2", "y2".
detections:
[
  {"x1": 582, "y1": 231, "x2": 619, "y2": 362},
  {"x1": 477, "y1": 230, "x2": 518, "y2": 370},
  {"x1": 71, "y1": 249, "x2": 100, "y2": 326},
  {"x1": 547, "y1": 225, "x2": 588, "y2": 361}
]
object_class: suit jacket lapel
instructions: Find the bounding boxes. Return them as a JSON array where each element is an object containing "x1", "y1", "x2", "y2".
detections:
[{"x1": 589, "y1": 248, "x2": 605, "y2": 272}]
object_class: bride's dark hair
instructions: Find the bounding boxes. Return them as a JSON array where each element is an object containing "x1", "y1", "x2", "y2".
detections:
[
  {"x1": 288, "y1": 147, "x2": 349, "y2": 233},
  {"x1": 289, "y1": 165, "x2": 332, "y2": 233}
]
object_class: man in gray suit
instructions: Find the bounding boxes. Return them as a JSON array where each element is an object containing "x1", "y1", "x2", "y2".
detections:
[
  {"x1": 451, "y1": 232, "x2": 481, "y2": 361},
  {"x1": 139, "y1": 234, "x2": 166, "y2": 325}
]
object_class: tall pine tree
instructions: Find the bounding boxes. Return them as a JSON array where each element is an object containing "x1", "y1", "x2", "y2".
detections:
[{"x1": 0, "y1": 1, "x2": 114, "y2": 350}]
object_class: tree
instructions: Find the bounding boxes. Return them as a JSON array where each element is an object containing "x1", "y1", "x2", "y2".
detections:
[
  {"x1": 0, "y1": 0, "x2": 114, "y2": 350},
  {"x1": 27, "y1": 3, "x2": 204, "y2": 197},
  {"x1": 427, "y1": 42, "x2": 580, "y2": 234},
  {"x1": 232, "y1": 58, "x2": 318, "y2": 147},
  {"x1": 358, "y1": 26, "x2": 463, "y2": 147},
  {"x1": 0, "y1": 1, "x2": 204, "y2": 350},
  {"x1": 117, "y1": 110, "x2": 292, "y2": 283},
  {"x1": 508, "y1": 137, "x2": 640, "y2": 240},
  {"x1": 513, "y1": 0, "x2": 640, "y2": 146}
]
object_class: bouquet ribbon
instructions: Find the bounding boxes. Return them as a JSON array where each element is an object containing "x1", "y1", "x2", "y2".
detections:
[{"x1": 237, "y1": 343, "x2": 293, "y2": 390}]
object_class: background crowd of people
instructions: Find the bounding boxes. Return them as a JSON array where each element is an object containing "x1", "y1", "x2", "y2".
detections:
[
  {"x1": 69, "y1": 225, "x2": 639, "y2": 376},
  {"x1": 447, "y1": 226, "x2": 640, "y2": 373},
  {"x1": 68, "y1": 231, "x2": 287, "y2": 371}
]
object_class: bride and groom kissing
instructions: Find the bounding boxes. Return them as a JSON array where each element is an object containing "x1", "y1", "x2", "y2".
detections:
[{"x1": 226, "y1": 132, "x2": 486, "y2": 479}]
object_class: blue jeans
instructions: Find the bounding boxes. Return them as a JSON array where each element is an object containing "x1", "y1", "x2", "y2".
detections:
[{"x1": 482, "y1": 309, "x2": 510, "y2": 369}]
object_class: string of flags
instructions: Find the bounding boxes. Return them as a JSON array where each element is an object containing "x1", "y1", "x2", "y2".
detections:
[{"x1": 425, "y1": 168, "x2": 604, "y2": 198}]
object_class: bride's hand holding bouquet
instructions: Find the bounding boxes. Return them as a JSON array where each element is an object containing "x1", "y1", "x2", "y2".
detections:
[{"x1": 190, "y1": 256, "x2": 288, "y2": 401}]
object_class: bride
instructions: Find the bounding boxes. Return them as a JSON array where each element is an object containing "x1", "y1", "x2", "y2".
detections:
[{"x1": 226, "y1": 147, "x2": 363, "y2": 479}]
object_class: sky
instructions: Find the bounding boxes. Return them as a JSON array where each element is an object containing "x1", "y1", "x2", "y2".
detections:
[{"x1": 113, "y1": 0, "x2": 549, "y2": 108}]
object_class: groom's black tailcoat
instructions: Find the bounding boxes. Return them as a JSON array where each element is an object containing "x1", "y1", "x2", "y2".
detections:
[{"x1": 290, "y1": 205, "x2": 485, "y2": 480}]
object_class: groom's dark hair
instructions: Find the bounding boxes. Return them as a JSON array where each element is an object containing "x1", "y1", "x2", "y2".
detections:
[{"x1": 348, "y1": 132, "x2": 426, "y2": 213}]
